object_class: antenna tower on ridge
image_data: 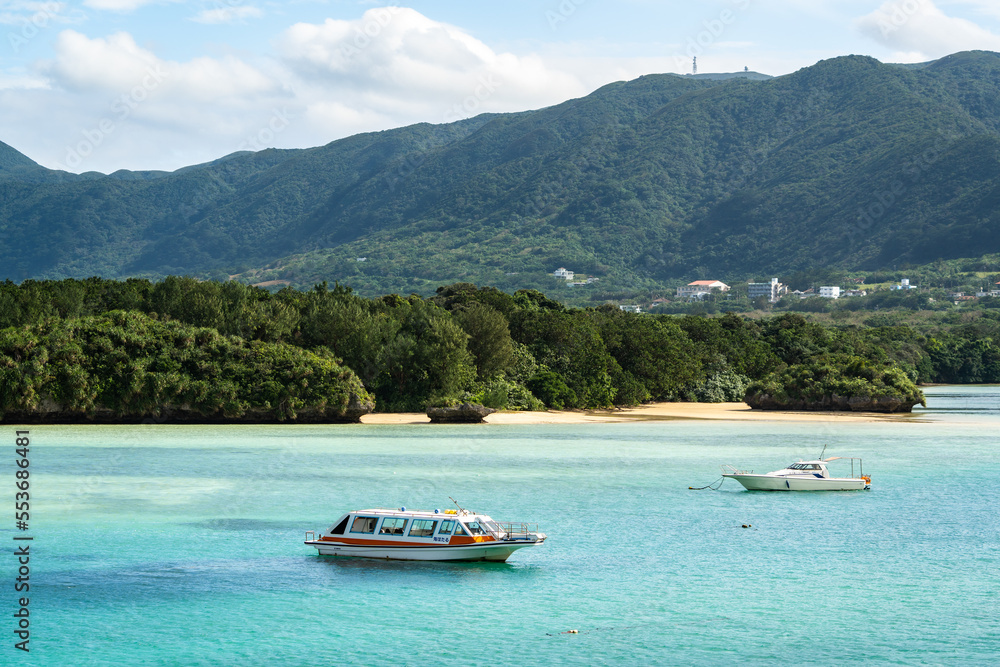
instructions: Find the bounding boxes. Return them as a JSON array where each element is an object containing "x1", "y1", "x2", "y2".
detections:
[{"x1": 692, "y1": 56, "x2": 697, "y2": 75}]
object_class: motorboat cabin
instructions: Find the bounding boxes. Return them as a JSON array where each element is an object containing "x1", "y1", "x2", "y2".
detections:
[{"x1": 305, "y1": 507, "x2": 546, "y2": 562}]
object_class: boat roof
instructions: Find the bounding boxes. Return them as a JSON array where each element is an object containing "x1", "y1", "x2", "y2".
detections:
[
  {"x1": 350, "y1": 507, "x2": 485, "y2": 519},
  {"x1": 792, "y1": 457, "x2": 862, "y2": 465}
]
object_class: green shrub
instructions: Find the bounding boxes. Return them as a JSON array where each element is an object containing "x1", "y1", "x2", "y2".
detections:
[{"x1": 526, "y1": 370, "x2": 577, "y2": 409}]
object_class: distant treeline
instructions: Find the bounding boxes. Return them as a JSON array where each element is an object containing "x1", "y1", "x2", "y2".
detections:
[{"x1": 2, "y1": 277, "x2": 998, "y2": 418}]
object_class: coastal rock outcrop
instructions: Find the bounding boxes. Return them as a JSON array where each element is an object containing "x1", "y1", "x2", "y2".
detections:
[{"x1": 426, "y1": 402, "x2": 496, "y2": 423}]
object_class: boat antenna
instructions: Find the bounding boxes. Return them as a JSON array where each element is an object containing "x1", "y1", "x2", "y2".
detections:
[
  {"x1": 818, "y1": 443, "x2": 828, "y2": 460},
  {"x1": 448, "y1": 496, "x2": 466, "y2": 513}
]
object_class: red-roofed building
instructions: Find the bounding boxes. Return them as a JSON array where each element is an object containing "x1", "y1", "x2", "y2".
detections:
[{"x1": 677, "y1": 280, "x2": 730, "y2": 299}]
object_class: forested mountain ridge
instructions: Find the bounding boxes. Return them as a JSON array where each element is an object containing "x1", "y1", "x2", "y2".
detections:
[{"x1": 3, "y1": 51, "x2": 1000, "y2": 293}]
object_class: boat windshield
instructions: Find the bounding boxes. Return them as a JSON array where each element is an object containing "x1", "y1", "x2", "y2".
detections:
[
  {"x1": 465, "y1": 521, "x2": 488, "y2": 536},
  {"x1": 788, "y1": 463, "x2": 823, "y2": 470}
]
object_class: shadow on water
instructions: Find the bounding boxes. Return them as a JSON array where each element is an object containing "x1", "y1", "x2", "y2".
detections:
[{"x1": 305, "y1": 554, "x2": 541, "y2": 580}]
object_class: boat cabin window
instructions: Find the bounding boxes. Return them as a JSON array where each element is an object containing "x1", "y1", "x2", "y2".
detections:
[
  {"x1": 350, "y1": 516, "x2": 378, "y2": 534},
  {"x1": 331, "y1": 516, "x2": 350, "y2": 535},
  {"x1": 789, "y1": 463, "x2": 822, "y2": 470},
  {"x1": 452, "y1": 522, "x2": 468, "y2": 536},
  {"x1": 438, "y1": 520, "x2": 456, "y2": 535},
  {"x1": 379, "y1": 518, "x2": 408, "y2": 535},
  {"x1": 409, "y1": 520, "x2": 437, "y2": 537},
  {"x1": 465, "y1": 521, "x2": 488, "y2": 536}
]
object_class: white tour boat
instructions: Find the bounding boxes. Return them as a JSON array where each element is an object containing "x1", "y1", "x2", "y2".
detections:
[
  {"x1": 722, "y1": 457, "x2": 871, "y2": 491},
  {"x1": 304, "y1": 506, "x2": 546, "y2": 562}
]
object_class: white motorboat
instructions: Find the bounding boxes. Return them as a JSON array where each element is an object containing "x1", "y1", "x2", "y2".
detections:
[
  {"x1": 305, "y1": 506, "x2": 546, "y2": 562},
  {"x1": 722, "y1": 457, "x2": 871, "y2": 491}
]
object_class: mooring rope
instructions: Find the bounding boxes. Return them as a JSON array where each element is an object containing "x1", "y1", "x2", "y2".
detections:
[{"x1": 689, "y1": 476, "x2": 725, "y2": 490}]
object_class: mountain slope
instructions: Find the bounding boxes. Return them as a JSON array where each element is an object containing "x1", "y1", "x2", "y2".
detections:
[{"x1": 2, "y1": 51, "x2": 1000, "y2": 291}]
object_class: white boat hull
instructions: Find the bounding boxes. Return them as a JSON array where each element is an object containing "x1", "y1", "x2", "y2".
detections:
[
  {"x1": 723, "y1": 474, "x2": 870, "y2": 491},
  {"x1": 305, "y1": 540, "x2": 542, "y2": 562}
]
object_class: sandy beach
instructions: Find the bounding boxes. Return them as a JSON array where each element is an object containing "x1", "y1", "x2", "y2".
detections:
[{"x1": 360, "y1": 402, "x2": 928, "y2": 425}]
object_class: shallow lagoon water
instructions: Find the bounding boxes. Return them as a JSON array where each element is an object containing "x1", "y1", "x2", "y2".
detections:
[{"x1": 5, "y1": 387, "x2": 999, "y2": 665}]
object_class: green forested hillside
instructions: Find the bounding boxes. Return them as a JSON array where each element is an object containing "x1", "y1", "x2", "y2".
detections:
[{"x1": 3, "y1": 52, "x2": 1000, "y2": 293}]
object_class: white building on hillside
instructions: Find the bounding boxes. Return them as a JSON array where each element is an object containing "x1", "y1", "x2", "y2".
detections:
[
  {"x1": 552, "y1": 267, "x2": 574, "y2": 281},
  {"x1": 819, "y1": 286, "x2": 841, "y2": 299},
  {"x1": 748, "y1": 278, "x2": 787, "y2": 303}
]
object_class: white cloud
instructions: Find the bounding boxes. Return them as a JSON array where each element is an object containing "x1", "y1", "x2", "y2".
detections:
[
  {"x1": 0, "y1": 1, "x2": 84, "y2": 26},
  {"x1": 855, "y1": 0, "x2": 1000, "y2": 59},
  {"x1": 0, "y1": 69, "x2": 49, "y2": 90},
  {"x1": 11, "y1": 27, "x2": 296, "y2": 171},
  {"x1": 191, "y1": 5, "x2": 263, "y2": 25},
  {"x1": 276, "y1": 7, "x2": 586, "y2": 127},
  {"x1": 82, "y1": 0, "x2": 158, "y2": 10},
  {"x1": 44, "y1": 30, "x2": 161, "y2": 92},
  {"x1": 44, "y1": 29, "x2": 278, "y2": 100}
]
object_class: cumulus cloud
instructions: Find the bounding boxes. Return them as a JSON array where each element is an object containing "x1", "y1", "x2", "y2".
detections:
[
  {"x1": 44, "y1": 30, "x2": 162, "y2": 92},
  {"x1": 82, "y1": 0, "x2": 158, "y2": 10},
  {"x1": 0, "y1": 70, "x2": 49, "y2": 90},
  {"x1": 44, "y1": 29, "x2": 277, "y2": 100},
  {"x1": 16, "y1": 28, "x2": 293, "y2": 171},
  {"x1": 856, "y1": 0, "x2": 1000, "y2": 59},
  {"x1": 276, "y1": 7, "x2": 586, "y2": 130},
  {"x1": 191, "y1": 5, "x2": 263, "y2": 25}
]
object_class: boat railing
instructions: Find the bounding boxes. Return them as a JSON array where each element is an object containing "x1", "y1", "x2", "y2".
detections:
[
  {"x1": 721, "y1": 464, "x2": 752, "y2": 475},
  {"x1": 305, "y1": 531, "x2": 316, "y2": 542},
  {"x1": 490, "y1": 522, "x2": 541, "y2": 541}
]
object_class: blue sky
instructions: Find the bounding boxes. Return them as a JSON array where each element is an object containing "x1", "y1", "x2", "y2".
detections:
[{"x1": 2, "y1": 0, "x2": 999, "y2": 173}]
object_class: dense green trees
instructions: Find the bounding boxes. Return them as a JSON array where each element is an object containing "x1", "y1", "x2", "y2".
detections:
[
  {"x1": 297, "y1": 284, "x2": 476, "y2": 411},
  {"x1": 745, "y1": 355, "x2": 925, "y2": 412},
  {"x1": 0, "y1": 310, "x2": 372, "y2": 422},
  {"x1": 590, "y1": 306, "x2": 701, "y2": 404},
  {"x1": 8, "y1": 277, "x2": 1000, "y2": 419}
]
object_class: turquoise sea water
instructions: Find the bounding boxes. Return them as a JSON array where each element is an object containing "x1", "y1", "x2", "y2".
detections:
[{"x1": 3, "y1": 386, "x2": 999, "y2": 666}]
